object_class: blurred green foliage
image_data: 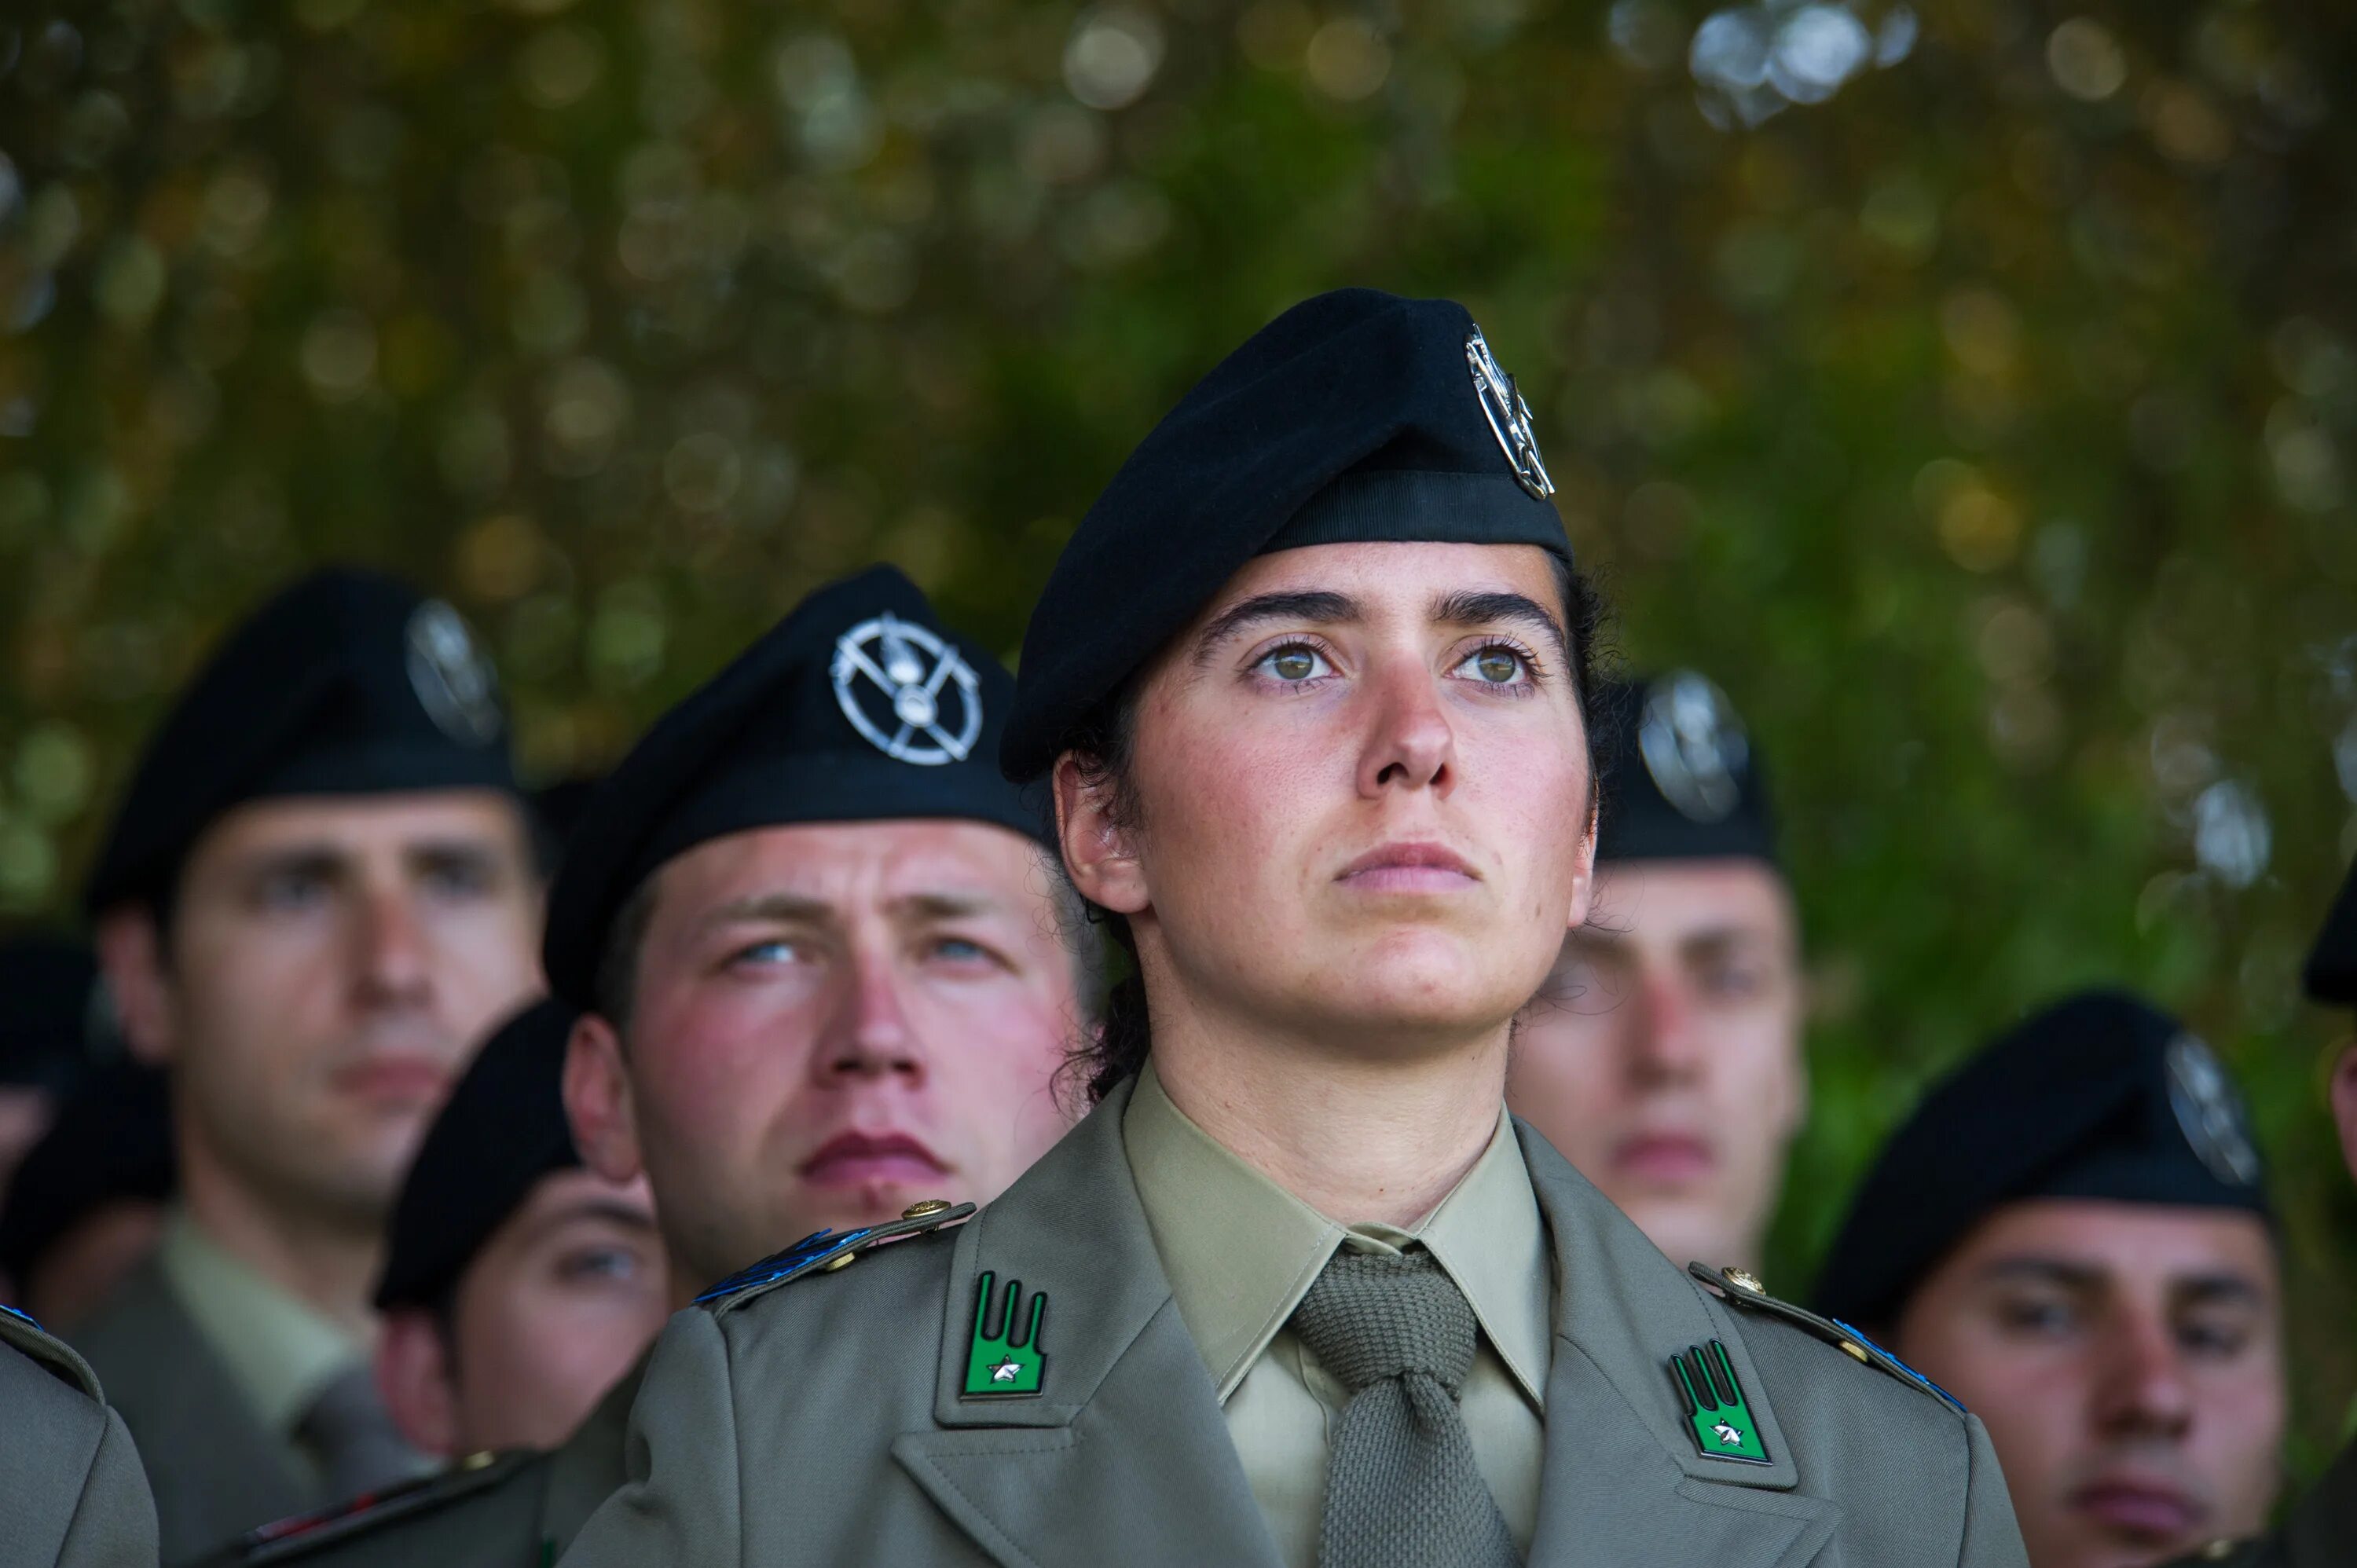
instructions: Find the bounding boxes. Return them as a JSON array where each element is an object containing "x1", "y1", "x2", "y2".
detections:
[{"x1": 3, "y1": 0, "x2": 2355, "y2": 1467}]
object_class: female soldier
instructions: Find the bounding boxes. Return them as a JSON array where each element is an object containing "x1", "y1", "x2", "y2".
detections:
[{"x1": 560, "y1": 290, "x2": 2029, "y2": 1568}]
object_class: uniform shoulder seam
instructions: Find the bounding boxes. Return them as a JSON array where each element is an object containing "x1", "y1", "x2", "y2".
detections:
[
  {"x1": 232, "y1": 1450, "x2": 541, "y2": 1563},
  {"x1": 0, "y1": 1304, "x2": 102, "y2": 1400},
  {"x1": 696, "y1": 1202, "x2": 975, "y2": 1316},
  {"x1": 1686, "y1": 1262, "x2": 1969, "y2": 1418}
]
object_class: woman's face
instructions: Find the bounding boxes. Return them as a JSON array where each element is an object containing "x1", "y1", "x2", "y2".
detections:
[{"x1": 1064, "y1": 540, "x2": 1596, "y2": 1054}]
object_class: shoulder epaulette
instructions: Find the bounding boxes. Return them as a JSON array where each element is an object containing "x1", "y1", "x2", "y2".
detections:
[
  {"x1": 221, "y1": 1449, "x2": 538, "y2": 1564},
  {"x1": 695, "y1": 1200, "x2": 976, "y2": 1316},
  {"x1": 0, "y1": 1302, "x2": 102, "y2": 1400},
  {"x1": 1688, "y1": 1262, "x2": 1967, "y2": 1416}
]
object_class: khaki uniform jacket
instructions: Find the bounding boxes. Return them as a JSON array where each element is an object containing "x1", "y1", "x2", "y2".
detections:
[
  {"x1": 71, "y1": 1254, "x2": 311, "y2": 1563},
  {"x1": 189, "y1": 1354, "x2": 642, "y2": 1568},
  {"x1": 0, "y1": 1306, "x2": 159, "y2": 1568},
  {"x1": 2166, "y1": 1438, "x2": 2357, "y2": 1568},
  {"x1": 563, "y1": 1078, "x2": 2030, "y2": 1567}
]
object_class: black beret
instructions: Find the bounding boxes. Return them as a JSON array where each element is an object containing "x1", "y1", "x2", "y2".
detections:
[
  {"x1": 1815, "y1": 988, "x2": 2270, "y2": 1332},
  {"x1": 374, "y1": 998, "x2": 580, "y2": 1311},
  {"x1": 84, "y1": 567, "x2": 518, "y2": 916},
  {"x1": 1593, "y1": 672, "x2": 1779, "y2": 866},
  {"x1": 1002, "y1": 288, "x2": 1569, "y2": 782},
  {"x1": 541, "y1": 565, "x2": 1042, "y2": 1013},
  {"x1": 0, "y1": 1061, "x2": 174, "y2": 1284},
  {"x1": 2307, "y1": 856, "x2": 2357, "y2": 1005},
  {"x1": 0, "y1": 934, "x2": 99, "y2": 1092}
]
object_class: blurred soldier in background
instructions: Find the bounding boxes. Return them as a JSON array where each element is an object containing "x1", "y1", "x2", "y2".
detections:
[
  {"x1": 1, "y1": 1302, "x2": 158, "y2": 1568},
  {"x1": 0, "y1": 932, "x2": 103, "y2": 1209},
  {"x1": 2171, "y1": 859, "x2": 2357, "y2": 1566},
  {"x1": 1816, "y1": 990, "x2": 2284, "y2": 1568},
  {"x1": 0, "y1": 1060, "x2": 174, "y2": 1328},
  {"x1": 372, "y1": 998, "x2": 665, "y2": 1460},
  {"x1": 207, "y1": 566, "x2": 1091, "y2": 1566},
  {"x1": 70, "y1": 568, "x2": 544, "y2": 1561},
  {"x1": 1507, "y1": 672, "x2": 1802, "y2": 1275}
]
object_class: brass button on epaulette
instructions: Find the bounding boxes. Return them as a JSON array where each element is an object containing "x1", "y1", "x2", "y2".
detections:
[
  {"x1": 821, "y1": 1250, "x2": 857, "y2": 1272},
  {"x1": 459, "y1": 1450, "x2": 497, "y2": 1471},
  {"x1": 1838, "y1": 1340, "x2": 1870, "y2": 1364},
  {"x1": 1725, "y1": 1269, "x2": 1765, "y2": 1293},
  {"x1": 903, "y1": 1199, "x2": 953, "y2": 1219}
]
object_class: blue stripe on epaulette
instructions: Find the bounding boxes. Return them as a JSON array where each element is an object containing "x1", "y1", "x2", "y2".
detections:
[
  {"x1": 1, "y1": 1303, "x2": 40, "y2": 1331},
  {"x1": 1830, "y1": 1317, "x2": 1967, "y2": 1416},
  {"x1": 695, "y1": 1226, "x2": 875, "y2": 1305}
]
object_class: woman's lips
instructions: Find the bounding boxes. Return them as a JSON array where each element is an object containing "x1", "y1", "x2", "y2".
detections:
[
  {"x1": 2070, "y1": 1479, "x2": 2202, "y2": 1542},
  {"x1": 1336, "y1": 841, "x2": 1480, "y2": 894},
  {"x1": 798, "y1": 1133, "x2": 949, "y2": 1189}
]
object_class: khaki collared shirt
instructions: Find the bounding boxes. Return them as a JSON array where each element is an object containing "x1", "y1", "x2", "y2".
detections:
[
  {"x1": 157, "y1": 1205, "x2": 367, "y2": 1453},
  {"x1": 1124, "y1": 1063, "x2": 1552, "y2": 1566}
]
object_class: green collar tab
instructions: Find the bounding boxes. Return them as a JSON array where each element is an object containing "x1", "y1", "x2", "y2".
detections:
[
  {"x1": 962, "y1": 1271, "x2": 1048, "y2": 1398},
  {"x1": 1670, "y1": 1340, "x2": 1770, "y2": 1464}
]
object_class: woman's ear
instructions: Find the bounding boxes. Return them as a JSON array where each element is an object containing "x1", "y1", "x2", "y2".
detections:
[
  {"x1": 1053, "y1": 752, "x2": 1149, "y2": 917},
  {"x1": 1564, "y1": 796, "x2": 1600, "y2": 933}
]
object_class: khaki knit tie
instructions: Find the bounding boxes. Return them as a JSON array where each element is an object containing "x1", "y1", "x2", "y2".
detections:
[{"x1": 1289, "y1": 1247, "x2": 1519, "y2": 1568}]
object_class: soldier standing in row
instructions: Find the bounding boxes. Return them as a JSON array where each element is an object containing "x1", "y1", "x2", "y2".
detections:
[
  {"x1": 1816, "y1": 991, "x2": 2285, "y2": 1568},
  {"x1": 1508, "y1": 671, "x2": 1804, "y2": 1278},
  {"x1": 563, "y1": 289, "x2": 2029, "y2": 1566},
  {"x1": 71, "y1": 569, "x2": 546, "y2": 1559},
  {"x1": 370, "y1": 998, "x2": 667, "y2": 1460},
  {"x1": 208, "y1": 565, "x2": 1092, "y2": 1566}
]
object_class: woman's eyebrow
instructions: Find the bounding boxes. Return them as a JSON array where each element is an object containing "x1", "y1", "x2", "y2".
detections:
[
  {"x1": 1429, "y1": 589, "x2": 1569, "y2": 661},
  {"x1": 1189, "y1": 590, "x2": 1362, "y2": 665}
]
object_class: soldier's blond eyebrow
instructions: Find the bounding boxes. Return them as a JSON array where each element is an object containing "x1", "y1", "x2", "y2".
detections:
[{"x1": 699, "y1": 892, "x2": 834, "y2": 931}]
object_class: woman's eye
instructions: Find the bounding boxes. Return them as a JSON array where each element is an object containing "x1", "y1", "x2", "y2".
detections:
[
  {"x1": 1459, "y1": 647, "x2": 1526, "y2": 685},
  {"x1": 1258, "y1": 645, "x2": 1330, "y2": 683}
]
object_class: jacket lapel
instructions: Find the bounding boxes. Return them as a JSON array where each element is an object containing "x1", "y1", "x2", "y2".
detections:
[
  {"x1": 1519, "y1": 1123, "x2": 1840, "y2": 1568},
  {"x1": 891, "y1": 1079, "x2": 1283, "y2": 1568}
]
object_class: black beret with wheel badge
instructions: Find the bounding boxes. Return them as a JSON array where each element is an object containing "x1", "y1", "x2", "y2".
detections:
[
  {"x1": 82, "y1": 567, "x2": 516, "y2": 916},
  {"x1": 373, "y1": 998, "x2": 581, "y2": 1311},
  {"x1": 2306, "y1": 855, "x2": 2357, "y2": 1005},
  {"x1": 1000, "y1": 288, "x2": 1570, "y2": 782},
  {"x1": 1813, "y1": 988, "x2": 2270, "y2": 1335},
  {"x1": 541, "y1": 564, "x2": 1043, "y2": 1013},
  {"x1": 1592, "y1": 672, "x2": 1779, "y2": 866}
]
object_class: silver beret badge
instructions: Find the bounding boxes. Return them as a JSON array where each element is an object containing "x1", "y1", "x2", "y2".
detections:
[
  {"x1": 1638, "y1": 671, "x2": 1750, "y2": 824},
  {"x1": 405, "y1": 600, "x2": 502, "y2": 746},
  {"x1": 2165, "y1": 1033, "x2": 2261, "y2": 1187},
  {"x1": 1464, "y1": 324, "x2": 1556, "y2": 501},
  {"x1": 831, "y1": 614, "x2": 983, "y2": 767}
]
